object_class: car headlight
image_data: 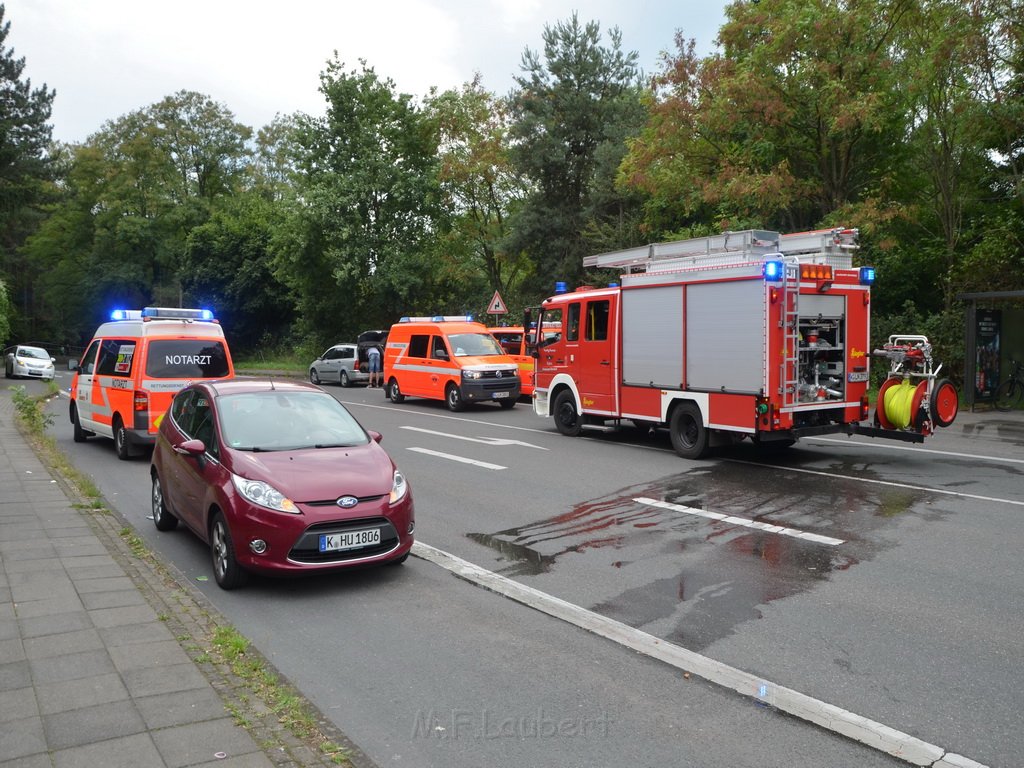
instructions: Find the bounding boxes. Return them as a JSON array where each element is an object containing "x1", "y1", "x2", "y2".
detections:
[
  {"x1": 231, "y1": 474, "x2": 298, "y2": 514},
  {"x1": 463, "y1": 370, "x2": 482, "y2": 380},
  {"x1": 389, "y1": 469, "x2": 408, "y2": 505}
]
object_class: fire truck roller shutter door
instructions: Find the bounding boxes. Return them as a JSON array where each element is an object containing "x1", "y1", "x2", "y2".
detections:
[
  {"x1": 623, "y1": 286, "x2": 684, "y2": 388},
  {"x1": 686, "y1": 281, "x2": 765, "y2": 393}
]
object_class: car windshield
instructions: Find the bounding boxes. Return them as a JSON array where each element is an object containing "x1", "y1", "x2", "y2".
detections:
[
  {"x1": 448, "y1": 333, "x2": 504, "y2": 357},
  {"x1": 218, "y1": 391, "x2": 370, "y2": 451},
  {"x1": 17, "y1": 347, "x2": 48, "y2": 359}
]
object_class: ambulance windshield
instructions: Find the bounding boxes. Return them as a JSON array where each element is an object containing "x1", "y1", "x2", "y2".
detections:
[{"x1": 145, "y1": 340, "x2": 230, "y2": 379}]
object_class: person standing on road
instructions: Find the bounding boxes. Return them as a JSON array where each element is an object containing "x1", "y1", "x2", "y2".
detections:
[{"x1": 367, "y1": 344, "x2": 382, "y2": 388}]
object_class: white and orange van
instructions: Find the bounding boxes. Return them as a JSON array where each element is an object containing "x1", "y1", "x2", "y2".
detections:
[
  {"x1": 69, "y1": 307, "x2": 234, "y2": 459},
  {"x1": 383, "y1": 316, "x2": 520, "y2": 411}
]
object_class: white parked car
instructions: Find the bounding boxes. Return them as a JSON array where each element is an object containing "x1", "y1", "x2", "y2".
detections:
[{"x1": 4, "y1": 345, "x2": 56, "y2": 381}]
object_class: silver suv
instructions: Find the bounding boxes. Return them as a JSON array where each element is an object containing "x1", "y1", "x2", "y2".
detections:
[{"x1": 308, "y1": 344, "x2": 368, "y2": 387}]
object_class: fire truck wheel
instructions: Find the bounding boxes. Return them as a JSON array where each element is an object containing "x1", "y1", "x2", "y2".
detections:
[
  {"x1": 669, "y1": 402, "x2": 709, "y2": 459},
  {"x1": 445, "y1": 384, "x2": 466, "y2": 412},
  {"x1": 113, "y1": 417, "x2": 133, "y2": 460},
  {"x1": 388, "y1": 378, "x2": 405, "y2": 403},
  {"x1": 71, "y1": 404, "x2": 92, "y2": 443},
  {"x1": 553, "y1": 390, "x2": 583, "y2": 437}
]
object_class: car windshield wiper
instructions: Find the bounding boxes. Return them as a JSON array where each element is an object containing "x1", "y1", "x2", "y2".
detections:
[{"x1": 313, "y1": 442, "x2": 356, "y2": 449}]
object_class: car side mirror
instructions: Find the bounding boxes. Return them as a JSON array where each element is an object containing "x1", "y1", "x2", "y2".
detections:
[
  {"x1": 368, "y1": 430, "x2": 383, "y2": 443},
  {"x1": 173, "y1": 439, "x2": 206, "y2": 456},
  {"x1": 50, "y1": 357, "x2": 56, "y2": 363},
  {"x1": 68, "y1": 360, "x2": 80, "y2": 371}
]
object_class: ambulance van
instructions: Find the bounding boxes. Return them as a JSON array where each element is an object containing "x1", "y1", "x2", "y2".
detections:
[
  {"x1": 383, "y1": 316, "x2": 520, "y2": 411},
  {"x1": 70, "y1": 307, "x2": 234, "y2": 459}
]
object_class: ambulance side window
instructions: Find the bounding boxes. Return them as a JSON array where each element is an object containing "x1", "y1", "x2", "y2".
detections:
[
  {"x1": 408, "y1": 334, "x2": 430, "y2": 358},
  {"x1": 585, "y1": 300, "x2": 609, "y2": 341},
  {"x1": 567, "y1": 303, "x2": 581, "y2": 342},
  {"x1": 431, "y1": 336, "x2": 449, "y2": 360},
  {"x1": 97, "y1": 339, "x2": 135, "y2": 377},
  {"x1": 80, "y1": 340, "x2": 101, "y2": 375}
]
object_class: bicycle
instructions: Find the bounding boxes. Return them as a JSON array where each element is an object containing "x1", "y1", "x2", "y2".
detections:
[{"x1": 994, "y1": 359, "x2": 1024, "y2": 411}]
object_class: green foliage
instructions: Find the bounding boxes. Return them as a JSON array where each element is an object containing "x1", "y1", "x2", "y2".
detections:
[
  {"x1": 0, "y1": 276, "x2": 10, "y2": 342},
  {"x1": 871, "y1": 302, "x2": 965, "y2": 390},
  {"x1": 507, "y1": 14, "x2": 647, "y2": 295},
  {"x1": 10, "y1": 384, "x2": 54, "y2": 433}
]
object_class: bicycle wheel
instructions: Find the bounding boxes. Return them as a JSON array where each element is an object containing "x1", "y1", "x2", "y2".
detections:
[{"x1": 994, "y1": 378, "x2": 1023, "y2": 412}]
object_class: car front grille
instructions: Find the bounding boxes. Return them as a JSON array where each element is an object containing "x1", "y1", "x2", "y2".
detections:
[{"x1": 289, "y1": 516, "x2": 399, "y2": 563}]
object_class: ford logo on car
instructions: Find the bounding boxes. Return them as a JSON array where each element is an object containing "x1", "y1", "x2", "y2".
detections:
[{"x1": 336, "y1": 496, "x2": 359, "y2": 508}]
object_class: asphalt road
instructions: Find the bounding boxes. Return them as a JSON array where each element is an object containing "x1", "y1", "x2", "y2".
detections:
[{"x1": 18, "y1": 369, "x2": 1022, "y2": 767}]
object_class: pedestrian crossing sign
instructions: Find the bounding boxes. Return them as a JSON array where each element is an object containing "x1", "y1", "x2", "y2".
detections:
[{"x1": 487, "y1": 291, "x2": 508, "y2": 314}]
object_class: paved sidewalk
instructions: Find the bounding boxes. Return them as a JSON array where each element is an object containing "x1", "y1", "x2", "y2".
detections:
[{"x1": 0, "y1": 394, "x2": 364, "y2": 768}]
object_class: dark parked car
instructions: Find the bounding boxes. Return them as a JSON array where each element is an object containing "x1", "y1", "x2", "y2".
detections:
[{"x1": 150, "y1": 378, "x2": 414, "y2": 589}]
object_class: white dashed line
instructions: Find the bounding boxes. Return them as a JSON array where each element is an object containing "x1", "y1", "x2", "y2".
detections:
[{"x1": 406, "y1": 447, "x2": 506, "y2": 470}]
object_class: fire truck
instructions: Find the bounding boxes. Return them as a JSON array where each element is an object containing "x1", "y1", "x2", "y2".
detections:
[{"x1": 529, "y1": 228, "x2": 958, "y2": 459}]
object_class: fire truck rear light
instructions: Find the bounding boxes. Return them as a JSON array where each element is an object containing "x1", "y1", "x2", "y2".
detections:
[
  {"x1": 860, "y1": 394, "x2": 870, "y2": 420},
  {"x1": 859, "y1": 266, "x2": 876, "y2": 285},
  {"x1": 763, "y1": 261, "x2": 784, "y2": 281},
  {"x1": 800, "y1": 264, "x2": 833, "y2": 281},
  {"x1": 134, "y1": 391, "x2": 148, "y2": 411}
]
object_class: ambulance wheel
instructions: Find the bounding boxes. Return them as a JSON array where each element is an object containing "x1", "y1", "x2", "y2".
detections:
[
  {"x1": 210, "y1": 510, "x2": 247, "y2": 590},
  {"x1": 309, "y1": 368, "x2": 321, "y2": 385},
  {"x1": 151, "y1": 472, "x2": 178, "y2": 532},
  {"x1": 71, "y1": 405, "x2": 92, "y2": 443},
  {"x1": 445, "y1": 384, "x2": 466, "y2": 412},
  {"x1": 930, "y1": 378, "x2": 959, "y2": 428},
  {"x1": 339, "y1": 370, "x2": 350, "y2": 387},
  {"x1": 669, "y1": 402, "x2": 709, "y2": 459},
  {"x1": 113, "y1": 417, "x2": 133, "y2": 460},
  {"x1": 553, "y1": 390, "x2": 583, "y2": 437},
  {"x1": 388, "y1": 378, "x2": 405, "y2": 403}
]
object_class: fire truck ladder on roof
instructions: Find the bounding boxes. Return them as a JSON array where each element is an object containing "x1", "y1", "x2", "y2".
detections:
[{"x1": 583, "y1": 228, "x2": 858, "y2": 273}]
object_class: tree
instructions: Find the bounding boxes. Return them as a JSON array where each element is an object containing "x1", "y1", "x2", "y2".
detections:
[
  {"x1": 0, "y1": 3, "x2": 55, "y2": 339},
  {"x1": 507, "y1": 14, "x2": 646, "y2": 293},
  {"x1": 425, "y1": 77, "x2": 532, "y2": 314},
  {"x1": 621, "y1": 0, "x2": 913, "y2": 234},
  {"x1": 275, "y1": 58, "x2": 442, "y2": 346}
]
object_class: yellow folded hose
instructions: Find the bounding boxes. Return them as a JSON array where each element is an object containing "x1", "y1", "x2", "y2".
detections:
[{"x1": 883, "y1": 379, "x2": 916, "y2": 429}]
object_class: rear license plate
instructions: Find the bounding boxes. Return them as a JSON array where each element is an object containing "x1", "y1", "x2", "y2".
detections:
[
  {"x1": 847, "y1": 372, "x2": 869, "y2": 382},
  {"x1": 319, "y1": 528, "x2": 380, "y2": 552},
  {"x1": 492, "y1": 391, "x2": 509, "y2": 399}
]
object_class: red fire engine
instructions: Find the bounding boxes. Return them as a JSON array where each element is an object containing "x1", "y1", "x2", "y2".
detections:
[{"x1": 529, "y1": 228, "x2": 958, "y2": 458}]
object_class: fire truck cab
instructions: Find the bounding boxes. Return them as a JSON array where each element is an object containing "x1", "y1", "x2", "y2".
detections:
[{"x1": 531, "y1": 228, "x2": 956, "y2": 458}]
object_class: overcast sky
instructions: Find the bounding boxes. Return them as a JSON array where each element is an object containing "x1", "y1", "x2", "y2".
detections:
[{"x1": 7, "y1": 0, "x2": 730, "y2": 145}]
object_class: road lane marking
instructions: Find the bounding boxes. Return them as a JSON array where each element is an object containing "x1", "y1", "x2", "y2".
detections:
[
  {"x1": 808, "y1": 436, "x2": 1024, "y2": 466},
  {"x1": 412, "y1": 541, "x2": 988, "y2": 768},
  {"x1": 728, "y1": 459, "x2": 1024, "y2": 507},
  {"x1": 634, "y1": 497, "x2": 845, "y2": 546},
  {"x1": 407, "y1": 447, "x2": 506, "y2": 470},
  {"x1": 401, "y1": 426, "x2": 548, "y2": 449}
]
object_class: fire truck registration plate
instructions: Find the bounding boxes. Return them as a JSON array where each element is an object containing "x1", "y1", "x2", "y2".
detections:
[
  {"x1": 491, "y1": 392, "x2": 509, "y2": 398},
  {"x1": 320, "y1": 529, "x2": 380, "y2": 552},
  {"x1": 847, "y1": 372, "x2": 869, "y2": 382}
]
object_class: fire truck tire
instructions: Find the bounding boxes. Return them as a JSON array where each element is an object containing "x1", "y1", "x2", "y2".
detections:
[
  {"x1": 553, "y1": 390, "x2": 583, "y2": 437},
  {"x1": 669, "y1": 403, "x2": 709, "y2": 459},
  {"x1": 113, "y1": 416, "x2": 133, "y2": 460},
  {"x1": 388, "y1": 378, "x2": 405, "y2": 403},
  {"x1": 930, "y1": 378, "x2": 958, "y2": 428},
  {"x1": 71, "y1": 404, "x2": 92, "y2": 443},
  {"x1": 445, "y1": 384, "x2": 466, "y2": 412}
]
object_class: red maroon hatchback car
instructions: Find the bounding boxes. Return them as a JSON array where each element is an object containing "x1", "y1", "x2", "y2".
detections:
[{"x1": 150, "y1": 378, "x2": 414, "y2": 589}]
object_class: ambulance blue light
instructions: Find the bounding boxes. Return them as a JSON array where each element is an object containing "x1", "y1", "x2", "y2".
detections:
[
  {"x1": 199, "y1": 308, "x2": 214, "y2": 321},
  {"x1": 763, "y1": 260, "x2": 784, "y2": 282},
  {"x1": 110, "y1": 309, "x2": 128, "y2": 321},
  {"x1": 859, "y1": 266, "x2": 876, "y2": 285}
]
